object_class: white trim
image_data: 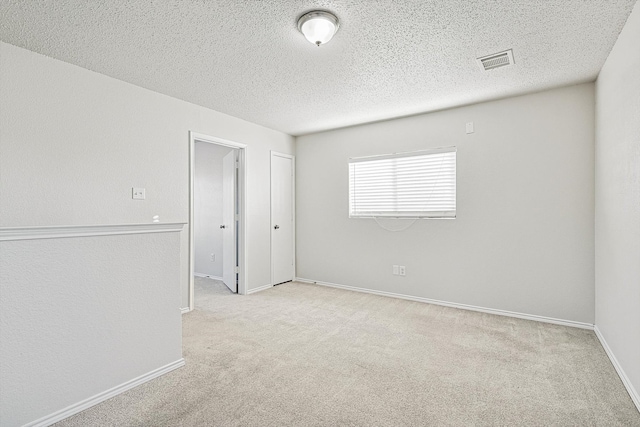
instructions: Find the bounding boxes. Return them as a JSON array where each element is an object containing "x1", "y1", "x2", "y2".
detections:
[
  {"x1": 295, "y1": 278, "x2": 594, "y2": 330},
  {"x1": 270, "y1": 151, "x2": 296, "y2": 287},
  {"x1": 180, "y1": 307, "x2": 191, "y2": 314},
  {"x1": 349, "y1": 146, "x2": 457, "y2": 162},
  {"x1": 24, "y1": 358, "x2": 185, "y2": 427},
  {"x1": 246, "y1": 283, "x2": 273, "y2": 295},
  {"x1": 594, "y1": 326, "x2": 640, "y2": 411},
  {"x1": 189, "y1": 131, "x2": 248, "y2": 312},
  {"x1": 193, "y1": 273, "x2": 223, "y2": 281},
  {"x1": 190, "y1": 132, "x2": 248, "y2": 150},
  {"x1": 0, "y1": 223, "x2": 185, "y2": 242}
]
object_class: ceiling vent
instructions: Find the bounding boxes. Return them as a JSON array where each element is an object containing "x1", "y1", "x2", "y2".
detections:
[{"x1": 477, "y1": 49, "x2": 515, "y2": 71}]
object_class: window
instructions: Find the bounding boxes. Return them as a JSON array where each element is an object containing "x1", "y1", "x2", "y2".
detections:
[{"x1": 349, "y1": 148, "x2": 456, "y2": 219}]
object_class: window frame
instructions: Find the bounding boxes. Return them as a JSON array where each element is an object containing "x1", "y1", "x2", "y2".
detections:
[{"x1": 348, "y1": 147, "x2": 457, "y2": 219}]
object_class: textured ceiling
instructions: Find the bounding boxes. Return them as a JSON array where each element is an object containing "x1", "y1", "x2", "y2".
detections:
[{"x1": 0, "y1": 1, "x2": 637, "y2": 136}]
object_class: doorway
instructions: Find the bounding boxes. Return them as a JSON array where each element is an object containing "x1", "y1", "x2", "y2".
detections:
[
  {"x1": 271, "y1": 151, "x2": 295, "y2": 286},
  {"x1": 189, "y1": 132, "x2": 246, "y2": 311}
]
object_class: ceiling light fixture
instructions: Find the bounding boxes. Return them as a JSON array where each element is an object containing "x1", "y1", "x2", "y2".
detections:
[{"x1": 297, "y1": 10, "x2": 339, "y2": 47}]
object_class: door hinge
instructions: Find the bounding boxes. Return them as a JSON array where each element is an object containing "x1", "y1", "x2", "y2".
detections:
[{"x1": 234, "y1": 266, "x2": 239, "y2": 274}]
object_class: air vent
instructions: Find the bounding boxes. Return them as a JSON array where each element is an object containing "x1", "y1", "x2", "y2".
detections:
[{"x1": 477, "y1": 49, "x2": 515, "y2": 71}]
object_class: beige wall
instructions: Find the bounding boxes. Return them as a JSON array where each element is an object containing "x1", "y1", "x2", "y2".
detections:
[
  {"x1": 595, "y1": 0, "x2": 640, "y2": 407},
  {"x1": 296, "y1": 83, "x2": 595, "y2": 324}
]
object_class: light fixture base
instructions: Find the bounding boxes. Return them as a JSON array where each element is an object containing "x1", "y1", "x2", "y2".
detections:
[{"x1": 297, "y1": 10, "x2": 340, "y2": 46}]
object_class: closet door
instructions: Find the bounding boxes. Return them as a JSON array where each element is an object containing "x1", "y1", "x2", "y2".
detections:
[{"x1": 271, "y1": 152, "x2": 294, "y2": 285}]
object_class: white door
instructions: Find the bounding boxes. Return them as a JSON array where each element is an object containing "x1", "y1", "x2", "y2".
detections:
[
  {"x1": 222, "y1": 150, "x2": 237, "y2": 292},
  {"x1": 271, "y1": 153, "x2": 294, "y2": 285}
]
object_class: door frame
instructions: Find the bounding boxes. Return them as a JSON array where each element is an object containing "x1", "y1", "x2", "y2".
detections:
[
  {"x1": 270, "y1": 151, "x2": 296, "y2": 286},
  {"x1": 189, "y1": 131, "x2": 247, "y2": 311}
]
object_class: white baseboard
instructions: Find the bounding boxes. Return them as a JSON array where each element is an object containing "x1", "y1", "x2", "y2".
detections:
[
  {"x1": 295, "y1": 278, "x2": 594, "y2": 330},
  {"x1": 194, "y1": 273, "x2": 223, "y2": 281},
  {"x1": 594, "y1": 326, "x2": 640, "y2": 411},
  {"x1": 25, "y1": 358, "x2": 186, "y2": 427},
  {"x1": 180, "y1": 307, "x2": 191, "y2": 314},
  {"x1": 246, "y1": 283, "x2": 273, "y2": 295}
]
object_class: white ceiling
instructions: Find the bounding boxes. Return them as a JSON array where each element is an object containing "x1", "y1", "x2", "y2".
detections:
[{"x1": 1, "y1": 1, "x2": 636, "y2": 136}]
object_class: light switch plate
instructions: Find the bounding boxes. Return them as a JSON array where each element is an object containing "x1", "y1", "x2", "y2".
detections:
[
  {"x1": 132, "y1": 188, "x2": 145, "y2": 200},
  {"x1": 466, "y1": 122, "x2": 474, "y2": 134}
]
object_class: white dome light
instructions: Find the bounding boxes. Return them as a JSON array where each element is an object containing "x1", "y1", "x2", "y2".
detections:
[{"x1": 297, "y1": 11, "x2": 339, "y2": 47}]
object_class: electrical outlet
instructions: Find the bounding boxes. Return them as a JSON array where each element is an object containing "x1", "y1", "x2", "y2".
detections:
[
  {"x1": 132, "y1": 187, "x2": 145, "y2": 200},
  {"x1": 399, "y1": 266, "x2": 406, "y2": 276},
  {"x1": 393, "y1": 265, "x2": 399, "y2": 275},
  {"x1": 211, "y1": 253, "x2": 215, "y2": 262}
]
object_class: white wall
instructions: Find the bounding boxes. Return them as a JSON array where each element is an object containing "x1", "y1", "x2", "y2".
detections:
[
  {"x1": 0, "y1": 230, "x2": 183, "y2": 426},
  {"x1": 194, "y1": 143, "x2": 233, "y2": 277},
  {"x1": 595, "y1": 0, "x2": 640, "y2": 407},
  {"x1": 0, "y1": 41, "x2": 295, "y2": 307},
  {"x1": 296, "y1": 84, "x2": 595, "y2": 324},
  {"x1": 0, "y1": 41, "x2": 294, "y2": 425}
]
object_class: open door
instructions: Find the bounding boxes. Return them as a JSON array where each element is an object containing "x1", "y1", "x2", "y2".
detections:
[
  {"x1": 189, "y1": 131, "x2": 247, "y2": 310},
  {"x1": 222, "y1": 150, "x2": 237, "y2": 292}
]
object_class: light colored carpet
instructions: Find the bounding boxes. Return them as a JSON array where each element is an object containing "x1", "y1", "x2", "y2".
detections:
[{"x1": 56, "y1": 278, "x2": 639, "y2": 426}]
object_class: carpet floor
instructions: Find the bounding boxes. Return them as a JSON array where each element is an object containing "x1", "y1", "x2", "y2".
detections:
[{"x1": 56, "y1": 278, "x2": 639, "y2": 426}]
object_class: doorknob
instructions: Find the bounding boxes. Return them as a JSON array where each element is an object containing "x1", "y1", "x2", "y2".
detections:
[
  {"x1": 220, "y1": 225, "x2": 226, "y2": 229},
  {"x1": 274, "y1": 225, "x2": 280, "y2": 229}
]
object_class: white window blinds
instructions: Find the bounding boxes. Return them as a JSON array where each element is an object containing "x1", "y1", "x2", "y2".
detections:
[{"x1": 349, "y1": 148, "x2": 456, "y2": 218}]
